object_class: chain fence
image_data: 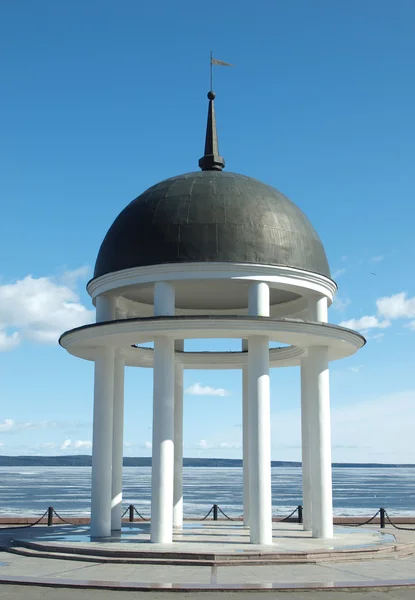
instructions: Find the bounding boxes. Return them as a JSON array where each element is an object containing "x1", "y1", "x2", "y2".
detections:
[
  {"x1": 0, "y1": 509, "x2": 50, "y2": 531},
  {"x1": 1, "y1": 505, "x2": 414, "y2": 531},
  {"x1": 336, "y1": 509, "x2": 381, "y2": 527},
  {"x1": 385, "y1": 510, "x2": 415, "y2": 532}
]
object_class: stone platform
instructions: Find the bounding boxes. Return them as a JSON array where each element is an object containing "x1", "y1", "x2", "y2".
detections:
[
  {"x1": 3, "y1": 521, "x2": 412, "y2": 565},
  {"x1": 1, "y1": 522, "x2": 415, "y2": 596}
]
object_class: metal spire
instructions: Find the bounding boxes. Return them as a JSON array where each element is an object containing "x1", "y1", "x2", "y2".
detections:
[{"x1": 198, "y1": 90, "x2": 225, "y2": 171}]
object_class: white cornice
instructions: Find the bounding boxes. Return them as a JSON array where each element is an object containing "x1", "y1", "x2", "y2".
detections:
[
  {"x1": 60, "y1": 316, "x2": 364, "y2": 363},
  {"x1": 87, "y1": 263, "x2": 337, "y2": 305}
]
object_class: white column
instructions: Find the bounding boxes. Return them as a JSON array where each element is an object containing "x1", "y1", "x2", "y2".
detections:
[
  {"x1": 151, "y1": 282, "x2": 175, "y2": 543},
  {"x1": 309, "y1": 346, "x2": 333, "y2": 538},
  {"x1": 173, "y1": 340, "x2": 184, "y2": 529},
  {"x1": 111, "y1": 352, "x2": 125, "y2": 531},
  {"x1": 300, "y1": 358, "x2": 312, "y2": 531},
  {"x1": 308, "y1": 295, "x2": 328, "y2": 323},
  {"x1": 91, "y1": 294, "x2": 115, "y2": 538},
  {"x1": 242, "y1": 339, "x2": 249, "y2": 527},
  {"x1": 248, "y1": 282, "x2": 272, "y2": 545},
  {"x1": 307, "y1": 294, "x2": 333, "y2": 539}
]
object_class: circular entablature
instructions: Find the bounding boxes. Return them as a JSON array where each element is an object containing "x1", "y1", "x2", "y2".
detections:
[
  {"x1": 87, "y1": 263, "x2": 337, "y2": 317},
  {"x1": 60, "y1": 316, "x2": 365, "y2": 364}
]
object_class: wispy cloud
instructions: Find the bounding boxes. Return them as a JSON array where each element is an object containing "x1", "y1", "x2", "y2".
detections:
[
  {"x1": 37, "y1": 442, "x2": 58, "y2": 449},
  {"x1": 332, "y1": 268, "x2": 346, "y2": 278},
  {"x1": 60, "y1": 439, "x2": 92, "y2": 451},
  {"x1": 366, "y1": 332, "x2": 384, "y2": 342},
  {"x1": 270, "y1": 390, "x2": 415, "y2": 462},
  {"x1": 332, "y1": 296, "x2": 350, "y2": 311},
  {"x1": 0, "y1": 419, "x2": 90, "y2": 434},
  {"x1": 377, "y1": 292, "x2": 415, "y2": 320},
  {"x1": 371, "y1": 255, "x2": 385, "y2": 263},
  {"x1": 185, "y1": 382, "x2": 231, "y2": 397},
  {"x1": 339, "y1": 315, "x2": 390, "y2": 332},
  {"x1": 348, "y1": 365, "x2": 364, "y2": 373},
  {"x1": 0, "y1": 419, "x2": 58, "y2": 434},
  {"x1": 341, "y1": 292, "x2": 415, "y2": 335},
  {"x1": 0, "y1": 331, "x2": 20, "y2": 352},
  {"x1": 197, "y1": 440, "x2": 241, "y2": 450}
]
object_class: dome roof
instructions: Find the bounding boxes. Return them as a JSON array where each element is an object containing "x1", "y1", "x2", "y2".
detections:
[{"x1": 94, "y1": 170, "x2": 330, "y2": 279}]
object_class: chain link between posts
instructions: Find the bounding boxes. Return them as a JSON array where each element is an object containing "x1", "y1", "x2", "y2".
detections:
[
  {"x1": 133, "y1": 506, "x2": 149, "y2": 521},
  {"x1": 385, "y1": 511, "x2": 415, "y2": 531},
  {"x1": 279, "y1": 507, "x2": 299, "y2": 522},
  {"x1": 337, "y1": 509, "x2": 381, "y2": 527},
  {"x1": 0, "y1": 509, "x2": 50, "y2": 531}
]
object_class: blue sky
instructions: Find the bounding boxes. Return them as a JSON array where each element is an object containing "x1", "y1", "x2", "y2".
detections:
[{"x1": 1, "y1": 0, "x2": 415, "y2": 462}]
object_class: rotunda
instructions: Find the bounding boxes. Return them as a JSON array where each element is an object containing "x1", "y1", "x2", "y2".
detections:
[{"x1": 60, "y1": 90, "x2": 365, "y2": 545}]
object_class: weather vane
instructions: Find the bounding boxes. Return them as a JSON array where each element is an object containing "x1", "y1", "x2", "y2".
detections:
[{"x1": 209, "y1": 50, "x2": 233, "y2": 91}]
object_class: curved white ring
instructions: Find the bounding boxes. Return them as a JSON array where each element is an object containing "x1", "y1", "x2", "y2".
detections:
[
  {"x1": 60, "y1": 316, "x2": 365, "y2": 364},
  {"x1": 87, "y1": 263, "x2": 337, "y2": 305},
  {"x1": 61, "y1": 344, "x2": 306, "y2": 369}
]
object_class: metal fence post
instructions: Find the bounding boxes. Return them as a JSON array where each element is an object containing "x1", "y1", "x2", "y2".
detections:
[
  {"x1": 298, "y1": 505, "x2": 303, "y2": 524},
  {"x1": 129, "y1": 505, "x2": 134, "y2": 522},
  {"x1": 380, "y1": 507, "x2": 386, "y2": 528},
  {"x1": 213, "y1": 504, "x2": 218, "y2": 521},
  {"x1": 47, "y1": 506, "x2": 53, "y2": 526}
]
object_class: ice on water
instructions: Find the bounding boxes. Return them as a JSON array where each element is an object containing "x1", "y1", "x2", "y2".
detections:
[{"x1": 0, "y1": 466, "x2": 414, "y2": 518}]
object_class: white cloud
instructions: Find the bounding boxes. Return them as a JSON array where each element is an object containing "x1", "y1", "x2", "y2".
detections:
[
  {"x1": 371, "y1": 255, "x2": 385, "y2": 262},
  {"x1": 73, "y1": 440, "x2": 92, "y2": 449},
  {"x1": 59, "y1": 266, "x2": 90, "y2": 288},
  {"x1": 199, "y1": 439, "x2": 208, "y2": 449},
  {"x1": 0, "y1": 419, "x2": 15, "y2": 432},
  {"x1": 185, "y1": 382, "x2": 231, "y2": 397},
  {"x1": 0, "y1": 330, "x2": 20, "y2": 352},
  {"x1": 332, "y1": 268, "x2": 346, "y2": 278},
  {"x1": 60, "y1": 439, "x2": 92, "y2": 451},
  {"x1": 338, "y1": 292, "x2": 415, "y2": 337},
  {"x1": 377, "y1": 292, "x2": 415, "y2": 320},
  {"x1": 348, "y1": 365, "x2": 364, "y2": 373},
  {"x1": 144, "y1": 441, "x2": 152, "y2": 449},
  {"x1": 0, "y1": 269, "x2": 94, "y2": 350},
  {"x1": 339, "y1": 315, "x2": 390, "y2": 332}
]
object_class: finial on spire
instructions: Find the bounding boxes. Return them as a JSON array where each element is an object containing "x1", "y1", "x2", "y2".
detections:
[{"x1": 198, "y1": 90, "x2": 225, "y2": 171}]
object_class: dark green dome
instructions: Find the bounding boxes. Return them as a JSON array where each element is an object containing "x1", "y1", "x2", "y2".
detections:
[{"x1": 94, "y1": 170, "x2": 330, "y2": 280}]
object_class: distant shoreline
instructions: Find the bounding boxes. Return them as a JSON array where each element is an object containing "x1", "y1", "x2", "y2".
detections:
[{"x1": 0, "y1": 456, "x2": 414, "y2": 468}]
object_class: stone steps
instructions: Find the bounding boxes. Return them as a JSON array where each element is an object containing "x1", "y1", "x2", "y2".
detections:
[{"x1": 5, "y1": 539, "x2": 415, "y2": 566}]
